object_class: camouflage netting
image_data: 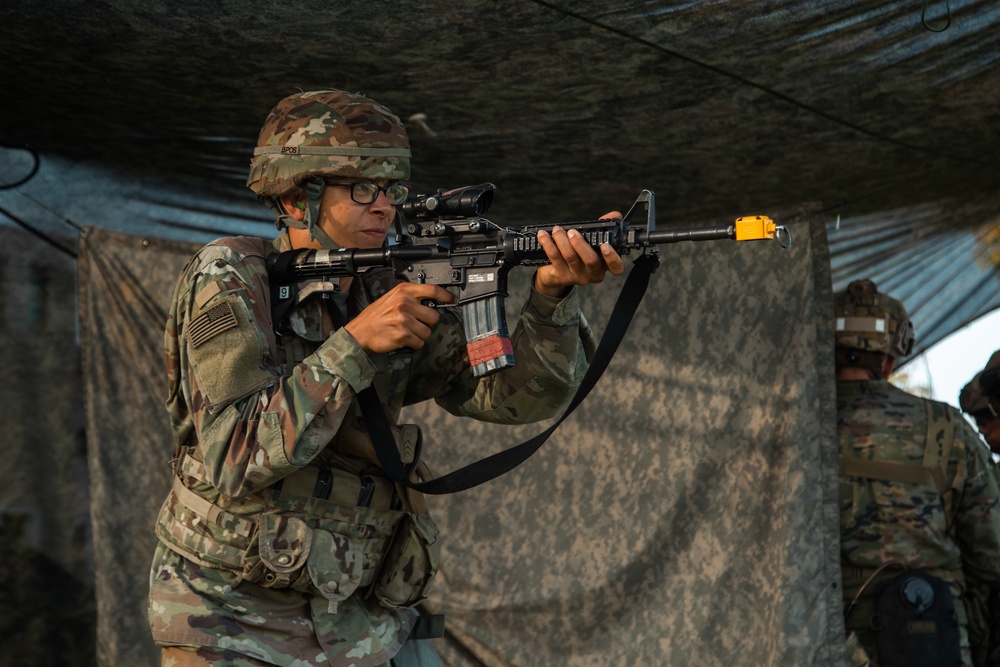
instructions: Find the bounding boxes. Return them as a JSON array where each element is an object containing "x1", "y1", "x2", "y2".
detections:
[
  {"x1": 2, "y1": 0, "x2": 998, "y2": 358},
  {"x1": 77, "y1": 211, "x2": 841, "y2": 666}
]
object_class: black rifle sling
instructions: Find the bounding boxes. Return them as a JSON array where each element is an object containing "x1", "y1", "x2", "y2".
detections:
[{"x1": 350, "y1": 254, "x2": 659, "y2": 495}]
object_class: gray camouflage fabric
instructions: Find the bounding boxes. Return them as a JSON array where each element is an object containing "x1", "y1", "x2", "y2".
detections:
[
  {"x1": 838, "y1": 380, "x2": 1000, "y2": 665},
  {"x1": 148, "y1": 228, "x2": 596, "y2": 666}
]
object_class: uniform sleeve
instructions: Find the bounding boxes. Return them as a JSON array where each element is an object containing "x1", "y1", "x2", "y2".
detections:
[
  {"x1": 953, "y1": 419, "x2": 1000, "y2": 584},
  {"x1": 405, "y1": 279, "x2": 597, "y2": 424},
  {"x1": 168, "y1": 243, "x2": 377, "y2": 498}
]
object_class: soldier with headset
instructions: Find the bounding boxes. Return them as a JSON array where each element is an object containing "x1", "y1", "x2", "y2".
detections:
[
  {"x1": 961, "y1": 350, "x2": 1000, "y2": 456},
  {"x1": 959, "y1": 349, "x2": 1000, "y2": 666},
  {"x1": 146, "y1": 89, "x2": 625, "y2": 667},
  {"x1": 836, "y1": 280, "x2": 1000, "y2": 667}
]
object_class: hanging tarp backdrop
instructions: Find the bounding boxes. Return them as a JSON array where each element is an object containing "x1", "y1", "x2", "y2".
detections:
[
  {"x1": 76, "y1": 215, "x2": 841, "y2": 666},
  {"x1": 0, "y1": 226, "x2": 95, "y2": 667},
  {"x1": 4, "y1": 2, "x2": 997, "y2": 665}
]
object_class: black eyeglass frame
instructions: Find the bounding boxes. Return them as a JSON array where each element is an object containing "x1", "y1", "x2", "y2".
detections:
[{"x1": 323, "y1": 180, "x2": 409, "y2": 206}]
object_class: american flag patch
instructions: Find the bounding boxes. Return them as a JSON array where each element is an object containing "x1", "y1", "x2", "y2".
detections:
[{"x1": 189, "y1": 301, "x2": 238, "y2": 348}]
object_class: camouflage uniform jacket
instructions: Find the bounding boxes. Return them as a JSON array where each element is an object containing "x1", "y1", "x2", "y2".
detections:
[
  {"x1": 148, "y1": 232, "x2": 597, "y2": 667},
  {"x1": 838, "y1": 380, "x2": 1000, "y2": 663}
]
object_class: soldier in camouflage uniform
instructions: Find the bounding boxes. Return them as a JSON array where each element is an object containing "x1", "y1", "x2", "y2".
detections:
[
  {"x1": 147, "y1": 89, "x2": 625, "y2": 667},
  {"x1": 961, "y1": 350, "x2": 1000, "y2": 455},
  {"x1": 960, "y1": 350, "x2": 1000, "y2": 666},
  {"x1": 836, "y1": 280, "x2": 1000, "y2": 667}
]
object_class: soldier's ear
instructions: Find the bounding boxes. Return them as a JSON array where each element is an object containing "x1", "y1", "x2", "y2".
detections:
[{"x1": 279, "y1": 192, "x2": 306, "y2": 221}]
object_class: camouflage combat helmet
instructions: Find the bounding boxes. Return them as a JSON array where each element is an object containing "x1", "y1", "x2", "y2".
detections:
[
  {"x1": 246, "y1": 89, "x2": 411, "y2": 247},
  {"x1": 959, "y1": 372, "x2": 990, "y2": 414},
  {"x1": 833, "y1": 279, "x2": 915, "y2": 358},
  {"x1": 981, "y1": 350, "x2": 1000, "y2": 406}
]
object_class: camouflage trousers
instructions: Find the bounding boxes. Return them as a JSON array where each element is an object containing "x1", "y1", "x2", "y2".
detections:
[{"x1": 161, "y1": 639, "x2": 444, "y2": 667}]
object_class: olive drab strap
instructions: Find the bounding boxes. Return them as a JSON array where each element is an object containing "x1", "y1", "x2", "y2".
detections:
[{"x1": 922, "y1": 400, "x2": 956, "y2": 533}]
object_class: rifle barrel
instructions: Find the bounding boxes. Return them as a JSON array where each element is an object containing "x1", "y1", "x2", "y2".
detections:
[{"x1": 641, "y1": 226, "x2": 735, "y2": 245}]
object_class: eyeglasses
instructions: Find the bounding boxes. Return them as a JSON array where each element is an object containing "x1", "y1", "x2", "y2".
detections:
[{"x1": 324, "y1": 180, "x2": 409, "y2": 206}]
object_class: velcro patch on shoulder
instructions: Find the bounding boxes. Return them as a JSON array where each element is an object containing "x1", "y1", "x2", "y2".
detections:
[
  {"x1": 189, "y1": 301, "x2": 239, "y2": 348},
  {"x1": 194, "y1": 280, "x2": 223, "y2": 309}
]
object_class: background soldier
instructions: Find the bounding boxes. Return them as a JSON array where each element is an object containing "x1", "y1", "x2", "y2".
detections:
[
  {"x1": 960, "y1": 350, "x2": 1000, "y2": 666},
  {"x1": 962, "y1": 351, "x2": 1000, "y2": 456},
  {"x1": 146, "y1": 89, "x2": 624, "y2": 667},
  {"x1": 836, "y1": 280, "x2": 1000, "y2": 667}
]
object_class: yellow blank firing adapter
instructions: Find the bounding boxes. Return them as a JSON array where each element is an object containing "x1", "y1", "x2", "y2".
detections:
[{"x1": 734, "y1": 215, "x2": 792, "y2": 247}]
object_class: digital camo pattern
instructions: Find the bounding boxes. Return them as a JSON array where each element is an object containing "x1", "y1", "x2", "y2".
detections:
[
  {"x1": 150, "y1": 227, "x2": 596, "y2": 666},
  {"x1": 400, "y1": 215, "x2": 844, "y2": 666},
  {"x1": 247, "y1": 90, "x2": 411, "y2": 198},
  {"x1": 80, "y1": 215, "x2": 842, "y2": 666},
  {"x1": 838, "y1": 380, "x2": 1000, "y2": 664}
]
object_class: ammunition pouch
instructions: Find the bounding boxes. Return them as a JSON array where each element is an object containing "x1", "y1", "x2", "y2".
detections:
[
  {"x1": 238, "y1": 507, "x2": 403, "y2": 613},
  {"x1": 871, "y1": 570, "x2": 962, "y2": 667},
  {"x1": 374, "y1": 511, "x2": 440, "y2": 609}
]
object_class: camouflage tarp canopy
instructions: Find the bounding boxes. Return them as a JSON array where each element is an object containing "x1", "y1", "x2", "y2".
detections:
[{"x1": 1, "y1": 1, "x2": 998, "y2": 666}]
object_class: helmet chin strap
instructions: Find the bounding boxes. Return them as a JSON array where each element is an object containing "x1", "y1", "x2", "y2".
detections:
[
  {"x1": 262, "y1": 179, "x2": 341, "y2": 251},
  {"x1": 302, "y1": 179, "x2": 341, "y2": 251}
]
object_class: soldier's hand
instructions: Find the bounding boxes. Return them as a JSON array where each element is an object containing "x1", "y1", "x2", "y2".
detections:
[
  {"x1": 534, "y1": 211, "x2": 626, "y2": 298},
  {"x1": 344, "y1": 283, "x2": 456, "y2": 354}
]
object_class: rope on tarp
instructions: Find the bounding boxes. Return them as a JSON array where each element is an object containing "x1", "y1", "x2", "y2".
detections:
[
  {"x1": 0, "y1": 143, "x2": 40, "y2": 190},
  {"x1": 921, "y1": 0, "x2": 952, "y2": 32}
]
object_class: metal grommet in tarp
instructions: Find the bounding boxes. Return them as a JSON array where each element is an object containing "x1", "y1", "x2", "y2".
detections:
[
  {"x1": 921, "y1": 0, "x2": 952, "y2": 32},
  {"x1": 0, "y1": 142, "x2": 39, "y2": 189}
]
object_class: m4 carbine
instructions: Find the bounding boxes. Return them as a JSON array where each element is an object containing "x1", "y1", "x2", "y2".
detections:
[{"x1": 266, "y1": 183, "x2": 791, "y2": 377}]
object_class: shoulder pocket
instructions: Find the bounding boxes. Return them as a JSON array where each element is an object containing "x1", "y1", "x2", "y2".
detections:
[{"x1": 188, "y1": 290, "x2": 276, "y2": 411}]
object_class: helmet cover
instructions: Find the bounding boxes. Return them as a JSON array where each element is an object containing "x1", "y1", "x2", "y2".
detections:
[
  {"x1": 247, "y1": 89, "x2": 411, "y2": 198},
  {"x1": 959, "y1": 372, "x2": 990, "y2": 414},
  {"x1": 981, "y1": 350, "x2": 1000, "y2": 399},
  {"x1": 833, "y1": 279, "x2": 915, "y2": 358}
]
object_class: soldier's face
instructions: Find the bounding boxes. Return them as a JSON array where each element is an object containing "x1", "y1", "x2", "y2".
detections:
[
  {"x1": 316, "y1": 179, "x2": 397, "y2": 249},
  {"x1": 979, "y1": 414, "x2": 1000, "y2": 453}
]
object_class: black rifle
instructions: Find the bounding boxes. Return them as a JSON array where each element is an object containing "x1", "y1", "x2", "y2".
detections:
[{"x1": 266, "y1": 183, "x2": 790, "y2": 377}]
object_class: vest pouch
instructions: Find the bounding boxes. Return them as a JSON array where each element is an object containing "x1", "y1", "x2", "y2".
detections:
[
  {"x1": 241, "y1": 512, "x2": 313, "y2": 590},
  {"x1": 872, "y1": 570, "x2": 962, "y2": 667},
  {"x1": 307, "y1": 527, "x2": 364, "y2": 613},
  {"x1": 374, "y1": 512, "x2": 439, "y2": 610}
]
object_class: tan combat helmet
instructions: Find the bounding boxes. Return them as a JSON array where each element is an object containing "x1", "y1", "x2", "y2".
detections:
[
  {"x1": 961, "y1": 350, "x2": 1000, "y2": 424},
  {"x1": 247, "y1": 89, "x2": 411, "y2": 248},
  {"x1": 980, "y1": 349, "x2": 1000, "y2": 413},
  {"x1": 833, "y1": 279, "x2": 915, "y2": 378},
  {"x1": 959, "y1": 372, "x2": 990, "y2": 414}
]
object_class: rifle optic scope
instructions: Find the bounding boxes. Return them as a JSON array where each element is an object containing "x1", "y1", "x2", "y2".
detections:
[{"x1": 401, "y1": 182, "x2": 495, "y2": 220}]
